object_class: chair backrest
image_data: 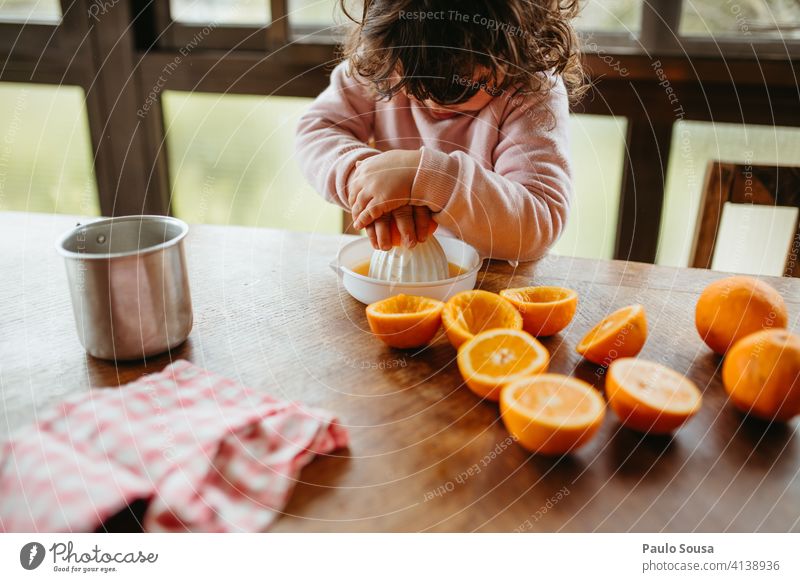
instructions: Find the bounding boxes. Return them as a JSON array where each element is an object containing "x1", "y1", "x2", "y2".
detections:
[
  {"x1": 691, "y1": 161, "x2": 800, "y2": 277},
  {"x1": 342, "y1": 211, "x2": 359, "y2": 235}
]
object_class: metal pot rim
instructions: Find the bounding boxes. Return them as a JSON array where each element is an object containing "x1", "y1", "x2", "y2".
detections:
[{"x1": 56, "y1": 215, "x2": 189, "y2": 261}]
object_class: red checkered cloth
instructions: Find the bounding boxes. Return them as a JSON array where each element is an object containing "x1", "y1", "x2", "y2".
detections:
[{"x1": 0, "y1": 360, "x2": 348, "y2": 532}]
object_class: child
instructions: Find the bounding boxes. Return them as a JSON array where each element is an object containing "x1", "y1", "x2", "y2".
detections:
[{"x1": 296, "y1": 0, "x2": 584, "y2": 261}]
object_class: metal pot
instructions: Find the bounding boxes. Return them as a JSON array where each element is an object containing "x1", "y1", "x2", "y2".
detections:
[{"x1": 56, "y1": 215, "x2": 193, "y2": 361}]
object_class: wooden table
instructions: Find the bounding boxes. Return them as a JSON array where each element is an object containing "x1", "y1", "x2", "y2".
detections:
[{"x1": 2, "y1": 211, "x2": 799, "y2": 532}]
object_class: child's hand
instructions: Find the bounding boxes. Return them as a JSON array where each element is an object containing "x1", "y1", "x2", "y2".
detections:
[
  {"x1": 365, "y1": 205, "x2": 435, "y2": 250},
  {"x1": 349, "y1": 149, "x2": 422, "y2": 231}
]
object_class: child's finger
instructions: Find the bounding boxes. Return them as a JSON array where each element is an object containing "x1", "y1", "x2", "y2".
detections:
[
  {"x1": 353, "y1": 203, "x2": 383, "y2": 231},
  {"x1": 347, "y1": 183, "x2": 360, "y2": 209},
  {"x1": 354, "y1": 198, "x2": 404, "y2": 231},
  {"x1": 413, "y1": 206, "x2": 431, "y2": 243},
  {"x1": 374, "y1": 216, "x2": 393, "y2": 251},
  {"x1": 347, "y1": 170, "x2": 362, "y2": 207},
  {"x1": 365, "y1": 224, "x2": 379, "y2": 250},
  {"x1": 350, "y1": 193, "x2": 368, "y2": 224},
  {"x1": 392, "y1": 206, "x2": 416, "y2": 248}
]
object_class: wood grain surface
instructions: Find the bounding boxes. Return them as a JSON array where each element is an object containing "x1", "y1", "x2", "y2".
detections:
[{"x1": 1, "y1": 211, "x2": 798, "y2": 532}]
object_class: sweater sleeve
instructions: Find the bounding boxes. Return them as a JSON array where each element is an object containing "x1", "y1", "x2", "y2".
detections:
[
  {"x1": 411, "y1": 77, "x2": 573, "y2": 262},
  {"x1": 295, "y1": 61, "x2": 381, "y2": 210}
]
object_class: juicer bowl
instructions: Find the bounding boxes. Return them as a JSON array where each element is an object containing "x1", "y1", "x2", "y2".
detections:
[{"x1": 331, "y1": 235, "x2": 483, "y2": 305}]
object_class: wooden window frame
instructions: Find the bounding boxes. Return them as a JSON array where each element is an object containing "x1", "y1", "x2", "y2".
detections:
[
  {"x1": 152, "y1": 0, "x2": 288, "y2": 51},
  {"x1": 0, "y1": 0, "x2": 86, "y2": 58},
  {"x1": 672, "y1": 0, "x2": 800, "y2": 59}
]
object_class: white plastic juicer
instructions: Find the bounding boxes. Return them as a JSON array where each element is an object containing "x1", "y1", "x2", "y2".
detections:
[{"x1": 368, "y1": 236, "x2": 450, "y2": 283}]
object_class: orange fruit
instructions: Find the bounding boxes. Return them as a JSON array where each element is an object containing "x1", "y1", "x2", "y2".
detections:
[
  {"x1": 457, "y1": 329, "x2": 549, "y2": 401},
  {"x1": 606, "y1": 358, "x2": 702, "y2": 434},
  {"x1": 442, "y1": 290, "x2": 523, "y2": 349},
  {"x1": 500, "y1": 286, "x2": 578, "y2": 336},
  {"x1": 576, "y1": 304, "x2": 647, "y2": 366},
  {"x1": 722, "y1": 329, "x2": 800, "y2": 421},
  {"x1": 366, "y1": 294, "x2": 444, "y2": 349},
  {"x1": 695, "y1": 275, "x2": 787, "y2": 355},
  {"x1": 500, "y1": 374, "x2": 605, "y2": 455}
]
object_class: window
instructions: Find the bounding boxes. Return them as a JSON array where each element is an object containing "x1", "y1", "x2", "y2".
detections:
[
  {"x1": 169, "y1": 0, "x2": 270, "y2": 26},
  {"x1": 163, "y1": 91, "x2": 341, "y2": 234},
  {"x1": 680, "y1": 0, "x2": 800, "y2": 39},
  {"x1": 657, "y1": 121, "x2": 800, "y2": 269},
  {"x1": 550, "y1": 114, "x2": 628, "y2": 260},
  {"x1": 575, "y1": 0, "x2": 641, "y2": 34},
  {"x1": 574, "y1": 0, "x2": 800, "y2": 57},
  {"x1": 288, "y1": 0, "x2": 338, "y2": 28},
  {"x1": 0, "y1": 0, "x2": 61, "y2": 23},
  {"x1": 0, "y1": 83, "x2": 98, "y2": 216}
]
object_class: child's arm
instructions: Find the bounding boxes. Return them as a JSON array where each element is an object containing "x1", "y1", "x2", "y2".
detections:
[
  {"x1": 411, "y1": 79, "x2": 572, "y2": 262},
  {"x1": 295, "y1": 61, "x2": 381, "y2": 210}
]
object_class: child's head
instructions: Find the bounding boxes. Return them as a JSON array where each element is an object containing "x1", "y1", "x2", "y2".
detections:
[{"x1": 339, "y1": 0, "x2": 585, "y2": 107}]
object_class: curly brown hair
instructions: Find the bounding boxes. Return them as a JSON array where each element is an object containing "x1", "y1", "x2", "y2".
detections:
[{"x1": 338, "y1": 0, "x2": 586, "y2": 105}]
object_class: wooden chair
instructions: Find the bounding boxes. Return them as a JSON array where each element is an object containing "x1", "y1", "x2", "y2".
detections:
[
  {"x1": 690, "y1": 161, "x2": 800, "y2": 277},
  {"x1": 342, "y1": 212, "x2": 359, "y2": 235}
]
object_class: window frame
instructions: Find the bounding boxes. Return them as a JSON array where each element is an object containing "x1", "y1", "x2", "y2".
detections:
[
  {"x1": 152, "y1": 0, "x2": 288, "y2": 51},
  {"x1": 0, "y1": 0, "x2": 88, "y2": 58},
  {"x1": 646, "y1": 0, "x2": 800, "y2": 58}
]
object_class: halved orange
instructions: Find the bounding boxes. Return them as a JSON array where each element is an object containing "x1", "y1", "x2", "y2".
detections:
[
  {"x1": 457, "y1": 329, "x2": 549, "y2": 401},
  {"x1": 500, "y1": 374, "x2": 605, "y2": 455},
  {"x1": 500, "y1": 286, "x2": 578, "y2": 337},
  {"x1": 576, "y1": 304, "x2": 647, "y2": 366},
  {"x1": 366, "y1": 294, "x2": 444, "y2": 349},
  {"x1": 606, "y1": 358, "x2": 702, "y2": 434},
  {"x1": 442, "y1": 290, "x2": 523, "y2": 349}
]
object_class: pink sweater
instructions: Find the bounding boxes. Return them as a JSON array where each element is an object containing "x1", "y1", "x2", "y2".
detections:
[{"x1": 295, "y1": 61, "x2": 572, "y2": 261}]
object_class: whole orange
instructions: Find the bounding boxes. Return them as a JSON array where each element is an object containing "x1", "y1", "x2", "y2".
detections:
[
  {"x1": 695, "y1": 276, "x2": 787, "y2": 355},
  {"x1": 722, "y1": 329, "x2": 800, "y2": 421}
]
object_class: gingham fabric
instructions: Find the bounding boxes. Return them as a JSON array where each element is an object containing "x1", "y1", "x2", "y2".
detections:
[{"x1": 0, "y1": 360, "x2": 348, "y2": 532}]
